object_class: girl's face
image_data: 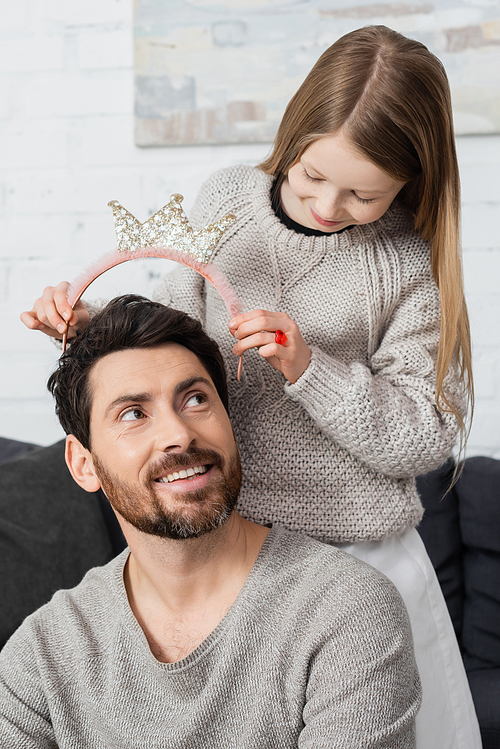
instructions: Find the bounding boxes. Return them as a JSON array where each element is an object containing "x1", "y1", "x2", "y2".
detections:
[{"x1": 281, "y1": 130, "x2": 406, "y2": 233}]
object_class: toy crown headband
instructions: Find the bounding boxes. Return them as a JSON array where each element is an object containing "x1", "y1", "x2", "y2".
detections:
[{"x1": 62, "y1": 195, "x2": 244, "y2": 377}]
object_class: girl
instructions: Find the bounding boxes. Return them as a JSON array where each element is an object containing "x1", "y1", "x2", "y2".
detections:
[{"x1": 22, "y1": 26, "x2": 479, "y2": 748}]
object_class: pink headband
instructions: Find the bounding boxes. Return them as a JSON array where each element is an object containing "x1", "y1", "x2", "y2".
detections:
[{"x1": 62, "y1": 195, "x2": 244, "y2": 378}]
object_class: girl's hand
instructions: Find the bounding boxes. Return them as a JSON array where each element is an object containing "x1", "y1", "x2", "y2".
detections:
[
  {"x1": 229, "y1": 309, "x2": 311, "y2": 383},
  {"x1": 20, "y1": 282, "x2": 89, "y2": 340}
]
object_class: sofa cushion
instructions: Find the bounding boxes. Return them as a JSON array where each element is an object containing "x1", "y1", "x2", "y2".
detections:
[
  {"x1": 0, "y1": 439, "x2": 125, "y2": 649},
  {"x1": 416, "y1": 459, "x2": 464, "y2": 639},
  {"x1": 455, "y1": 457, "x2": 500, "y2": 672},
  {"x1": 467, "y1": 668, "x2": 500, "y2": 749},
  {"x1": 0, "y1": 436, "x2": 40, "y2": 464}
]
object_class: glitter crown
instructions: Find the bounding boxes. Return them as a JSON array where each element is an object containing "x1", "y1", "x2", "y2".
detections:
[{"x1": 108, "y1": 194, "x2": 235, "y2": 263}]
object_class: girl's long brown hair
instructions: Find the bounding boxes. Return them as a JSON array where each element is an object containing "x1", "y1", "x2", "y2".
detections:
[{"x1": 260, "y1": 25, "x2": 473, "y2": 437}]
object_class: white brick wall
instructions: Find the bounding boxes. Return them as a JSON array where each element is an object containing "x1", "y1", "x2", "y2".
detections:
[
  {"x1": 1, "y1": 0, "x2": 499, "y2": 458},
  {"x1": 460, "y1": 135, "x2": 500, "y2": 457}
]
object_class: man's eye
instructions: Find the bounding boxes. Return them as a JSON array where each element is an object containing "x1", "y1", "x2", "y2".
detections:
[{"x1": 121, "y1": 409, "x2": 145, "y2": 421}]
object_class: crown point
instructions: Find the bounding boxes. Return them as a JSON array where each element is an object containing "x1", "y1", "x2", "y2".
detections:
[{"x1": 108, "y1": 195, "x2": 235, "y2": 262}]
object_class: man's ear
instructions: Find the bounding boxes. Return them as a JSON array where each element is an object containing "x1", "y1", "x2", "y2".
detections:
[{"x1": 65, "y1": 435, "x2": 101, "y2": 493}]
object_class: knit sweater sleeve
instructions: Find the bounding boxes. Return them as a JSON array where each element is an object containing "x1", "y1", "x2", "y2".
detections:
[
  {"x1": 0, "y1": 627, "x2": 56, "y2": 748},
  {"x1": 295, "y1": 553, "x2": 420, "y2": 748},
  {"x1": 301, "y1": 640, "x2": 419, "y2": 747},
  {"x1": 285, "y1": 225, "x2": 463, "y2": 479}
]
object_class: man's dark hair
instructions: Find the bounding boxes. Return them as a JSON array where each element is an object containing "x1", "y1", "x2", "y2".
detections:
[{"x1": 47, "y1": 295, "x2": 229, "y2": 450}]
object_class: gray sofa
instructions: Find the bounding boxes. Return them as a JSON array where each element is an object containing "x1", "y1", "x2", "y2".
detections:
[
  {"x1": 0, "y1": 437, "x2": 125, "y2": 647},
  {"x1": 416, "y1": 459, "x2": 500, "y2": 749}
]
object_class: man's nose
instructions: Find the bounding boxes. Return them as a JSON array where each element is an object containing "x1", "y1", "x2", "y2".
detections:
[{"x1": 154, "y1": 411, "x2": 196, "y2": 453}]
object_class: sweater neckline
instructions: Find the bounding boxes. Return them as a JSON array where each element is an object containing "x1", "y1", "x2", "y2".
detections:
[{"x1": 114, "y1": 524, "x2": 282, "y2": 672}]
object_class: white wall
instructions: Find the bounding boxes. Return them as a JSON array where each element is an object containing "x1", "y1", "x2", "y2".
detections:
[{"x1": 1, "y1": 0, "x2": 499, "y2": 456}]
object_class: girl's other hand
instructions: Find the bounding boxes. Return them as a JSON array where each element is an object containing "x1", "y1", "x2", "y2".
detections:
[
  {"x1": 229, "y1": 309, "x2": 311, "y2": 383},
  {"x1": 20, "y1": 282, "x2": 90, "y2": 340}
]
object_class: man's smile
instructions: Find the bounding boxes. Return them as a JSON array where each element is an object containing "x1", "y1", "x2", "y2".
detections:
[
  {"x1": 152, "y1": 462, "x2": 217, "y2": 495},
  {"x1": 156, "y1": 464, "x2": 209, "y2": 484}
]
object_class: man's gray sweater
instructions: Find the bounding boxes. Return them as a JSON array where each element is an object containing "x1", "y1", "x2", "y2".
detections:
[{"x1": 0, "y1": 526, "x2": 421, "y2": 748}]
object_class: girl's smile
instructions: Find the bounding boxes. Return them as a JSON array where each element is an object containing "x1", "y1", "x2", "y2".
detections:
[
  {"x1": 308, "y1": 207, "x2": 345, "y2": 228},
  {"x1": 280, "y1": 130, "x2": 406, "y2": 233}
]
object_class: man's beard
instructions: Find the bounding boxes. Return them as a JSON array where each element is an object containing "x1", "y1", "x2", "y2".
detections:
[{"x1": 92, "y1": 447, "x2": 242, "y2": 540}]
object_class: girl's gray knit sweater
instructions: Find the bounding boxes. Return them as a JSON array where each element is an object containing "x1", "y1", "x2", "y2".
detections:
[{"x1": 153, "y1": 166, "x2": 462, "y2": 544}]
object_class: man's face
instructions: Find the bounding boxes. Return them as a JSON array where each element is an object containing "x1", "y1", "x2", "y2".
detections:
[{"x1": 86, "y1": 343, "x2": 241, "y2": 540}]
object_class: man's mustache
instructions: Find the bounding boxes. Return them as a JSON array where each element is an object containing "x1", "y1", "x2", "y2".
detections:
[{"x1": 147, "y1": 448, "x2": 224, "y2": 482}]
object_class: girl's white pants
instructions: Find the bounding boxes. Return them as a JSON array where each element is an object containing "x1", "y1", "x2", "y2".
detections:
[{"x1": 338, "y1": 528, "x2": 482, "y2": 749}]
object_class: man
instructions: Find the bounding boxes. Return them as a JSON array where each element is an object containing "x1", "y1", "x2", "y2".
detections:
[{"x1": 0, "y1": 295, "x2": 421, "y2": 748}]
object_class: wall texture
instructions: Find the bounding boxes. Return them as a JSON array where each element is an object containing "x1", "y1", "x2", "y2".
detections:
[{"x1": 1, "y1": 0, "x2": 499, "y2": 458}]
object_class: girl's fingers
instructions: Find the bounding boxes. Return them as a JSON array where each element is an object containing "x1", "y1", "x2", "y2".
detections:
[
  {"x1": 229, "y1": 309, "x2": 267, "y2": 330},
  {"x1": 36, "y1": 296, "x2": 68, "y2": 334},
  {"x1": 232, "y1": 323, "x2": 298, "y2": 357},
  {"x1": 28, "y1": 284, "x2": 66, "y2": 332},
  {"x1": 231, "y1": 319, "x2": 288, "y2": 342},
  {"x1": 229, "y1": 310, "x2": 286, "y2": 338},
  {"x1": 53, "y1": 286, "x2": 78, "y2": 326},
  {"x1": 255, "y1": 342, "x2": 285, "y2": 359},
  {"x1": 232, "y1": 331, "x2": 277, "y2": 356},
  {"x1": 44, "y1": 281, "x2": 75, "y2": 331},
  {"x1": 21, "y1": 281, "x2": 90, "y2": 339},
  {"x1": 232, "y1": 326, "x2": 311, "y2": 383},
  {"x1": 229, "y1": 309, "x2": 310, "y2": 382},
  {"x1": 255, "y1": 340, "x2": 311, "y2": 383},
  {"x1": 233, "y1": 331, "x2": 296, "y2": 360},
  {"x1": 19, "y1": 309, "x2": 42, "y2": 330},
  {"x1": 22, "y1": 302, "x2": 62, "y2": 337}
]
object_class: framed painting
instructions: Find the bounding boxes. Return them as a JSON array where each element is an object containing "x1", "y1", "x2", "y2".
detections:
[{"x1": 134, "y1": 0, "x2": 500, "y2": 146}]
